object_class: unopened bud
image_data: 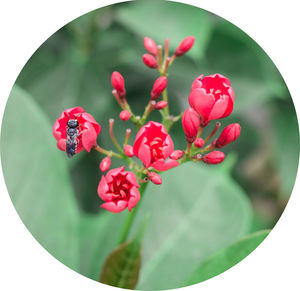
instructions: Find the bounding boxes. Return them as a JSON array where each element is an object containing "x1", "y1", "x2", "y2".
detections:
[
  {"x1": 111, "y1": 71, "x2": 126, "y2": 97},
  {"x1": 143, "y1": 54, "x2": 158, "y2": 68},
  {"x1": 182, "y1": 108, "x2": 200, "y2": 143},
  {"x1": 100, "y1": 156, "x2": 111, "y2": 172},
  {"x1": 170, "y1": 150, "x2": 184, "y2": 160},
  {"x1": 119, "y1": 110, "x2": 131, "y2": 121},
  {"x1": 215, "y1": 123, "x2": 241, "y2": 148},
  {"x1": 203, "y1": 151, "x2": 225, "y2": 164},
  {"x1": 155, "y1": 101, "x2": 168, "y2": 110},
  {"x1": 151, "y1": 76, "x2": 168, "y2": 100},
  {"x1": 148, "y1": 172, "x2": 162, "y2": 185},
  {"x1": 175, "y1": 36, "x2": 195, "y2": 57},
  {"x1": 194, "y1": 137, "x2": 204, "y2": 148},
  {"x1": 144, "y1": 37, "x2": 158, "y2": 56},
  {"x1": 123, "y1": 145, "x2": 134, "y2": 157}
]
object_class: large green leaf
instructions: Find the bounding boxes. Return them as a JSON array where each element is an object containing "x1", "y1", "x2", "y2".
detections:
[
  {"x1": 0, "y1": 86, "x2": 79, "y2": 269},
  {"x1": 116, "y1": 0, "x2": 214, "y2": 60},
  {"x1": 130, "y1": 162, "x2": 252, "y2": 290},
  {"x1": 184, "y1": 229, "x2": 270, "y2": 285}
]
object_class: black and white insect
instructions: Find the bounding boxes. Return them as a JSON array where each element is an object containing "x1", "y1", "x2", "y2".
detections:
[{"x1": 66, "y1": 118, "x2": 79, "y2": 158}]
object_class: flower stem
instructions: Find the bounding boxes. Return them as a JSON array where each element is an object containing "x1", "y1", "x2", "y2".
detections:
[
  {"x1": 118, "y1": 177, "x2": 148, "y2": 244},
  {"x1": 93, "y1": 145, "x2": 122, "y2": 158}
]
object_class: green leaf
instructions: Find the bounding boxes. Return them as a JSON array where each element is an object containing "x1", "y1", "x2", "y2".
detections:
[
  {"x1": 78, "y1": 211, "x2": 126, "y2": 280},
  {"x1": 0, "y1": 85, "x2": 79, "y2": 269},
  {"x1": 99, "y1": 217, "x2": 148, "y2": 289},
  {"x1": 184, "y1": 229, "x2": 270, "y2": 285},
  {"x1": 116, "y1": 0, "x2": 214, "y2": 60},
  {"x1": 272, "y1": 101, "x2": 300, "y2": 199},
  {"x1": 131, "y1": 162, "x2": 252, "y2": 290}
]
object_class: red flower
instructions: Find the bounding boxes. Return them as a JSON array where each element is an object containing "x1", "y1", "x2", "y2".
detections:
[
  {"x1": 143, "y1": 54, "x2": 158, "y2": 68},
  {"x1": 182, "y1": 108, "x2": 200, "y2": 142},
  {"x1": 175, "y1": 36, "x2": 195, "y2": 56},
  {"x1": 98, "y1": 166, "x2": 140, "y2": 213},
  {"x1": 170, "y1": 150, "x2": 184, "y2": 160},
  {"x1": 144, "y1": 37, "x2": 158, "y2": 56},
  {"x1": 155, "y1": 101, "x2": 168, "y2": 110},
  {"x1": 189, "y1": 74, "x2": 235, "y2": 125},
  {"x1": 53, "y1": 107, "x2": 101, "y2": 155},
  {"x1": 148, "y1": 172, "x2": 162, "y2": 185},
  {"x1": 100, "y1": 156, "x2": 111, "y2": 172},
  {"x1": 111, "y1": 71, "x2": 126, "y2": 97},
  {"x1": 119, "y1": 110, "x2": 131, "y2": 121},
  {"x1": 203, "y1": 151, "x2": 225, "y2": 164},
  {"x1": 133, "y1": 121, "x2": 179, "y2": 171},
  {"x1": 214, "y1": 123, "x2": 241, "y2": 148},
  {"x1": 123, "y1": 145, "x2": 134, "y2": 157},
  {"x1": 151, "y1": 76, "x2": 168, "y2": 100},
  {"x1": 194, "y1": 137, "x2": 204, "y2": 148}
]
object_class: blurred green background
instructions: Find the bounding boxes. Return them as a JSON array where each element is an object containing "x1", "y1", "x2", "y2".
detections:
[{"x1": 1, "y1": 0, "x2": 299, "y2": 289}]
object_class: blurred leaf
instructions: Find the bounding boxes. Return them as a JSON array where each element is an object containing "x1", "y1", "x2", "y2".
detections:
[
  {"x1": 116, "y1": 0, "x2": 214, "y2": 60},
  {"x1": 131, "y1": 162, "x2": 252, "y2": 290},
  {"x1": 272, "y1": 101, "x2": 300, "y2": 199},
  {"x1": 25, "y1": 60, "x2": 113, "y2": 123},
  {"x1": 78, "y1": 211, "x2": 126, "y2": 279},
  {"x1": 184, "y1": 229, "x2": 270, "y2": 285},
  {"x1": 0, "y1": 86, "x2": 79, "y2": 269},
  {"x1": 99, "y1": 216, "x2": 148, "y2": 289}
]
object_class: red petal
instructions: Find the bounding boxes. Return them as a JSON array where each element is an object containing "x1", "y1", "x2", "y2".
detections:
[
  {"x1": 137, "y1": 137, "x2": 152, "y2": 167},
  {"x1": 208, "y1": 95, "x2": 229, "y2": 120},
  {"x1": 97, "y1": 176, "x2": 110, "y2": 200},
  {"x1": 151, "y1": 158, "x2": 179, "y2": 171},
  {"x1": 57, "y1": 139, "x2": 66, "y2": 151},
  {"x1": 100, "y1": 200, "x2": 128, "y2": 213},
  {"x1": 189, "y1": 88, "x2": 215, "y2": 121},
  {"x1": 81, "y1": 122, "x2": 97, "y2": 152}
]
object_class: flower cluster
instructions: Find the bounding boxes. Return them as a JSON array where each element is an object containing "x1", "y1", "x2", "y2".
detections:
[{"x1": 53, "y1": 36, "x2": 241, "y2": 214}]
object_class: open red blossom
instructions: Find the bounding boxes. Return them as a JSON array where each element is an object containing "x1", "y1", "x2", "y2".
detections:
[
  {"x1": 98, "y1": 166, "x2": 140, "y2": 213},
  {"x1": 53, "y1": 107, "x2": 101, "y2": 154},
  {"x1": 133, "y1": 121, "x2": 179, "y2": 171},
  {"x1": 189, "y1": 74, "x2": 235, "y2": 125}
]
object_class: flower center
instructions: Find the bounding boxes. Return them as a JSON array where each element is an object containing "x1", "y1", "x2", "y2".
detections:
[
  {"x1": 148, "y1": 137, "x2": 165, "y2": 160},
  {"x1": 108, "y1": 174, "x2": 130, "y2": 200}
]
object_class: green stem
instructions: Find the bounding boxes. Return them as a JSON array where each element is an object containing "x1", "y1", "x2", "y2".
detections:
[{"x1": 118, "y1": 178, "x2": 148, "y2": 244}]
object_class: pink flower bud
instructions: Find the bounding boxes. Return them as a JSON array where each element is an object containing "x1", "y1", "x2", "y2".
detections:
[
  {"x1": 155, "y1": 101, "x2": 168, "y2": 110},
  {"x1": 119, "y1": 110, "x2": 131, "y2": 121},
  {"x1": 175, "y1": 36, "x2": 195, "y2": 57},
  {"x1": 148, "y1": 172, "x2": 162, "y2": 185},
  {"x1": 123, "y1": 145, "x2": 134, "y2": 157},
  {"x1": 203, "y1": 151, "x2": 225, "y2": 164},
  {"x1": 111, "y1": 71, "x2": 126, "y2": 97},
  {"x1": 182, "y1": 108, "x2": 200, "y2": 143},
  {"x1": 143, "y1": 54, "x2": 158, "y2": 68},
  {"x1": 170, "y1": 150, "x2": 184, "y2": 160},
  {"x1": 144, "y1": 37, "x2": 158, "y2": 56},
  {"x1": 215, "y1": 123, "x2": 241, "y2": 148},
  {"x1": 194, "y1": 137, "x2": 204, "y2": 148},
  {"x1": 100, "y1": 156, "x2": 111, "y2": 172},
  {"x1": 151, "y1": 76, "x2": 168, "y2": 100}
]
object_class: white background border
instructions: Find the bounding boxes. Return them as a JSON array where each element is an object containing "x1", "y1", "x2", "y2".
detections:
[{"x1": 0, "y1": 1, "x2": 299, "y2": 290}]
